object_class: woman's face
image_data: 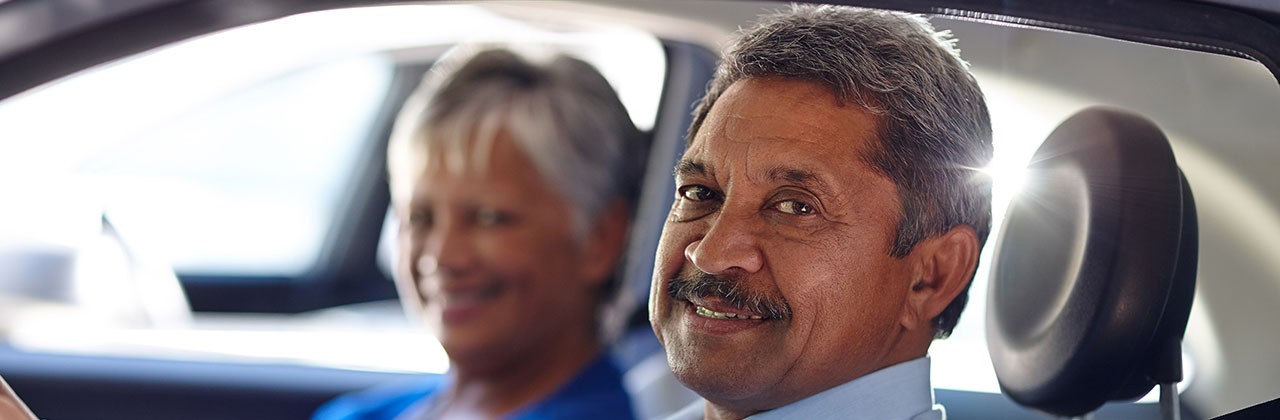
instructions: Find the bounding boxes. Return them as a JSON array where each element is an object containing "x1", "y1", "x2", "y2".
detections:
[{"x1": 394, "y1": 133, "x2": 604, "y2": 372}]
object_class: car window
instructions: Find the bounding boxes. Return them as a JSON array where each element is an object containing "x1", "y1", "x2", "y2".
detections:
[
  {"x1": 77, "y1": 55, "x2": 392, "y2": 277},
  {"x1": 0, "y1": 4, "x2": 665, "y2": 373},
  {"x1": 924, "y1": 17, "x2": 1280, "y2": 413}
]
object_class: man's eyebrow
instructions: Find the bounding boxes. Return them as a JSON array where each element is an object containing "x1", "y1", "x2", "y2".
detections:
[
  {"x1": 767, "y1": 166, "x2": 832, "y2": 194},
  {"x1": 674, "y1": 159, "x2": 709, "y2": 178}
]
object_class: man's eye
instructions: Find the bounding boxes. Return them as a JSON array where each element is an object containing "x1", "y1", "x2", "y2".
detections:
[
  {"x1": 671, "y1": 184, "x2": 720, "y2": 222},
  {"x1": 678, "y1": 185, "x2": 719, "y2": 202},
  {"x1": 774, "y1": 199, "x2": 816, "y2": 216}
]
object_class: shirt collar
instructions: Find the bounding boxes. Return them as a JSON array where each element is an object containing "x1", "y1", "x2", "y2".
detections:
[{"x1": 748, "y1": 356, "x2": 941, "y2": 420}]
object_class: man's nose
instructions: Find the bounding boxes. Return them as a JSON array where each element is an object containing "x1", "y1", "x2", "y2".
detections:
[{"x1": 685, "y1": 208, "x2": 764, "y2": 275}]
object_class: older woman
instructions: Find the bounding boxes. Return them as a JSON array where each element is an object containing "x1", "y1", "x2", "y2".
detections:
[{"x1": 313, "y1": 46, "x2": 646, "y2": 420}]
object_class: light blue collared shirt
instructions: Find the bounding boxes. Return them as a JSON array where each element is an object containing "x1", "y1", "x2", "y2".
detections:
[{"x1": 664, "y1": 357, "x2": 944, "y2": 420}]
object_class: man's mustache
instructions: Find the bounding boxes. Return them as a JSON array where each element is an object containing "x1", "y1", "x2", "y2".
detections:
[{"x1": 667, "y1": 269, "x2": 792, "y2": 320}]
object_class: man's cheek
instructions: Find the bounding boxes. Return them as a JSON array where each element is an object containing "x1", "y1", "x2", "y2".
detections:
[
  {"x1": 652, "y1": 223, "x2": 699, "y2": 311},
  {"x1": 655, "y1": 222, "x2": 695, "y2": 267},
  {"x1": 651, "y1": 225, "x2": 680, "y2": 291}
]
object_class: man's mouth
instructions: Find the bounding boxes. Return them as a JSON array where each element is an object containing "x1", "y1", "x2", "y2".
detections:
[
  {"x1": 694, "y1": 305, "x2": 764, "y2": 320},
  {"x1": 668, "y1": 269, "x2": 792, "y2": 321}
]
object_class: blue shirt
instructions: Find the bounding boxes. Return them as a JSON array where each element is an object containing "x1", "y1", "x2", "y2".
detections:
[
  {"x1": 314, "y1": 354, "x2": 635, "y2": 420},
  {"x1": 665, "y1": 357, "x2": 944, "y2": 420}
]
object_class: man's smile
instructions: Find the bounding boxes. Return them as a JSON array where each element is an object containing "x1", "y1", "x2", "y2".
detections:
[
  {"x1": 673, "y1": 297, "x2": 777, "y2": 336},
  {"x1": 687, "y1": 296, "x2": 769, "y2": 320},
  {"x1": 667, "y1": 269, "x2": 793, "y2": 321},
  {"x1": 695, "y1": 306, "x2": 764, "y2": 320}
]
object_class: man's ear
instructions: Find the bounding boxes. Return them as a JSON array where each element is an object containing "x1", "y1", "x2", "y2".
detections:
[
  {"x1": 901, "y1": 225, "x2": 980, "y2": 333},
  {"x1": 578, "y1": 199, "x2": 631, "y2": 286}
]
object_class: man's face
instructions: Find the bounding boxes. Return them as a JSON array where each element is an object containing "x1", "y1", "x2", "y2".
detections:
[
  {"x1": 650, "y1": 77, "x2": 919, "y2": 412},
  {"x1": 396, "y1": 133, "x2": 598, "y2": 373}
]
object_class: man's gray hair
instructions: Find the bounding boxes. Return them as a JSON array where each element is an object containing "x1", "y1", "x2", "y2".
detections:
[
  {"x1": 689, "y1": 5, "x2": 993, "y2": 338},
  {"x1": 388, "y1": 46, "x2": 646, "y2": 237}
]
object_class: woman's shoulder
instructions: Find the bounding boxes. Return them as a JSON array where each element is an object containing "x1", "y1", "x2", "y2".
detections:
[
  {"x1": 312, "y1": 374, "x2": 447, "y2": 420},
  {"x1": 513, "y1": 355, "x2": 636, "y2": 420}
]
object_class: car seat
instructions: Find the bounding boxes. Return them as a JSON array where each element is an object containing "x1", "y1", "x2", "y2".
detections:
[
  {"x1": 609, "y1": 41, "x2": 716, "y2": 420},
  {"x1": 986, "y1": 106, "x2": 1198, "y2": 419}
]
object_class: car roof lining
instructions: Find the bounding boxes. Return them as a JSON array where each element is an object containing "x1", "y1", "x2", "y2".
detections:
[{"x1": 2, "y1": 0, "x2": 1280, "y2": 102}]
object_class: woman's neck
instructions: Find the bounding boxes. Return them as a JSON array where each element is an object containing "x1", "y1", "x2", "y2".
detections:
[{"x1": 441, "y1": 330, "x2": 602, "y2": 419}]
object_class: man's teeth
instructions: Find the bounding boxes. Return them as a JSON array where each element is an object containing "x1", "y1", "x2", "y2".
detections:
[{"x1": 695, "y1": 305, "x2": 763, "y2": 320}]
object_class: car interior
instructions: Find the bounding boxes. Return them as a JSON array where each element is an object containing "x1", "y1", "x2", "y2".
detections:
[{"x1": 1, "y1": 0, "x2": 1279, "y2": 419}]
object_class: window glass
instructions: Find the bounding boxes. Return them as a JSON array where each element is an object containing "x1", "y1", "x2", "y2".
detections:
[
  {"x1": 926, "y1": 17, "x2": 1280, "y2": 412},
  {"x1": 79, "y1": 56, "x2": 393, "y2": 276},
  {"x1": 0, "y1": 4, "x2": 666, "y2": 374},
  {"x1": 0, "y1": 4, "x2": 665, "y2": 279}
]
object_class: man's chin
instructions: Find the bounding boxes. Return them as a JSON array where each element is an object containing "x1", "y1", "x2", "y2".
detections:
[
  {"x1": 666, "y1": 346, "x2": 789, "y2": 412},
  {"x1": 680, "y1": 378, "x2": 789, "y2": 418}
]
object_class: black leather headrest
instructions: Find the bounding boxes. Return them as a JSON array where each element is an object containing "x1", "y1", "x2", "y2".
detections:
[{"x1": 986, "y1": 106, "x2": 1198, "y2": 416}]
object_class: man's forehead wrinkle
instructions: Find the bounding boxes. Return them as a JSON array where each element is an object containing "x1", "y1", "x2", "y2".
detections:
[
  {"x1": 716, "y1": 87, "x2": 834, "y2": 145},
  {"x1": 724, "y1": 116, "x2": 831, "y2": 148},
  {"x1": 766, "y1": 166, "x2": 828, "y2": 191}
]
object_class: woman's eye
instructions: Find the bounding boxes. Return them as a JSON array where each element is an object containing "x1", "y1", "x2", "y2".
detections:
[
  {"x1": 475, "y1": 208, "x2": 511, "y2": 227},
  {"x1": 678, "y1": 185, "x2": 718, "y2": 202},
  {"x1": 774, "y1": 199, "x2": 816, "y2": 216},
  {"x1": 405, "y1": 211, "x2": 432, "y2": 229}
]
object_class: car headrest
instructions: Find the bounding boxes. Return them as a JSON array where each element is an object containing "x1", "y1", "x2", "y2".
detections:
[{"x1": 986, "y1": 106, "x2": 1198, "y2": 416}]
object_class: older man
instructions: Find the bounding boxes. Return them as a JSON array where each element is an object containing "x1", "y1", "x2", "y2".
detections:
[{"x1": 650, "y1": 5, "x2": 992, "y2": 420}]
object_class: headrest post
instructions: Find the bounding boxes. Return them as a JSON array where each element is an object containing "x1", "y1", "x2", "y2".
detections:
[{"x1": 1160, "y1": 382, "x2": 1181, "y2": 420}]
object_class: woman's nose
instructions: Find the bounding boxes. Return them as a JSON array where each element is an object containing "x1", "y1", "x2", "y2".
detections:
[{"x1": 416, "y1": 220, "x2": 479, "y2": 279}]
